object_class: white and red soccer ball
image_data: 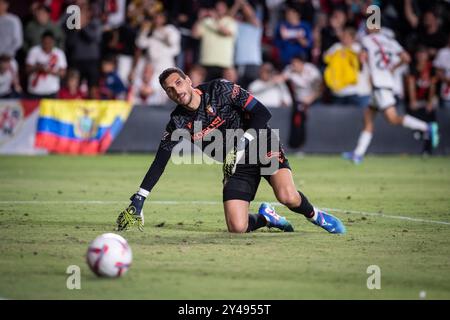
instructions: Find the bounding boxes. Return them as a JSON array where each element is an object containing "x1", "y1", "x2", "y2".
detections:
[{"x1": 86, "y1": 233, "x2": 132, "y2": 278}]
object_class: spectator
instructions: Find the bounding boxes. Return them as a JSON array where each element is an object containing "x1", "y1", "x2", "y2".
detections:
[
  {"x1": 101, "y1": 0, "x2": 127, "y2": 30},
  {"x1": 192, "y1": 1, "x2": 238, "y2": 81},
  {"x1": 222, "y1": 66, "x2": 238, "y2": 83},
  {"x1": 126, "y1": 0, "x2": 164, "y2": 29},
  {"x1": 132, "y1": 62, "x2": 167, "y2": 106},
  {"x1": 320, "y1": 8, "x2": 347, "y2": 61},
  {"x1": 26, "y1": 31, "x2": 67, "y2": 99},
  {"x1": 188, "y1": 64, "x2": 207, "y2": 87},
  {"x1": 265, "y1": 0, "x2": 285, "y2": 38},
  {"x1": 274, "y1": 6, "x2": 312, "y2": 67},
  {"x1": 135, "y1": 11, "x2": 181, "y2": 76},
  {"x1": 98, "y1": 55, "x2": 127, "y2": 100},
  {"x1": 170, "y1": 0, "x2": 202, "y2": 71},
  {"x1": 0, "y1": 54, "x2": 21, "y2": 98},
  {"x1": 433, "y1": 35, "x2": 450, "y2": 108},
  {"x1": 415, "y1": 10, "x2": 447, "y2": 58},
  {"x1": 406, "y1": 46, "x2": 438, "y2": 124},
  {"x1": 282, "y1": 54, "x2": 322, "y2": 107},
  {"x1": 230, "y1": 0, "x2": 263, "y2": 89},
  {"x1": 58, "y1": 69, "x2": 86, "y2": 99},
  {"x1": 24, "y1": 3, "x2": 64, "y2": 52},
  {"x1": 0, "y1": 0, "x2": 23, "y2": 58},
  {"x1": 248, "y1": 62, "x2": 292, "y2": 108},
  {"x1": 101, "y1": 23, "x2": 138, "y2": 86},
  {"x1": 65, "y1": 3, "x2": 102, "y2": 98},
  {"x1": 323, "y1": 26, "x2": 370, "y2": 108},
  {"x1": 311, "y1": 11, "x2": 328, "y2": 65},
  {"x1": 286, "y1": 0, "x2": 315, "y2": 24}
]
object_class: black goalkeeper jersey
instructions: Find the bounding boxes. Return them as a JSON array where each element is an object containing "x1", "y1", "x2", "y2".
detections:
[{"x1": 140, "y1": 79, "x2": 272, "y2": 193}]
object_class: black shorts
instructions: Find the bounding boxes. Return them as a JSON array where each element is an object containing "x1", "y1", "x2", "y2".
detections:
[{"x1": 222, "y1": 148, "x2": 291, "y2": 202}]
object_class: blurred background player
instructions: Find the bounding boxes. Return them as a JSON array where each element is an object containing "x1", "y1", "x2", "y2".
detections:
[
  {"x1": 116, "y1": 67, "x2": 346, "y2": 235},
  {"x1": 343, "y1": 26, "x2": 440, "y2": 164}
]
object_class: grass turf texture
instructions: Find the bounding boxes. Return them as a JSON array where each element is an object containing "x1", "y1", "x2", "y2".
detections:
[{"x1": 0, "y1": 154, "x2": 449, "y2": 299}]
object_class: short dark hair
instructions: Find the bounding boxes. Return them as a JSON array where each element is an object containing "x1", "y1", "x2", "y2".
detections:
[
  {"x1": 159, "y1": 67, "x2": 187, "y2": 87},
  {"x1": 41, "y1": 30, "x2": 55, "y2": 40},
  {"x1": 102, "y1": 54, "x2": 117, "y2": 64},
  {"x1": 36, "y1": 3, "x2": 51, "y2": 13},
  {"x1": 291, "y1": 54, "x2": 306, "y2": 63}
]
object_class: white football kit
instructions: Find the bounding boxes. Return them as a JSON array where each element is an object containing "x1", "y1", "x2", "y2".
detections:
[{"x1": 361, "y1": 32, "x2": 404, "y2": 110}]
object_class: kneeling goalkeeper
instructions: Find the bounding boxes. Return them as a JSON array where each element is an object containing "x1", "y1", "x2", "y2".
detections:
[{"x1": 116, "y1": 67, "x2": 345, "y2": 234}]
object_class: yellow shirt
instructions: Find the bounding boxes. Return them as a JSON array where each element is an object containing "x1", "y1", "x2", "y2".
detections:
[{"x1": 324, "y1": 46, "x2": 359, "y2": 93}]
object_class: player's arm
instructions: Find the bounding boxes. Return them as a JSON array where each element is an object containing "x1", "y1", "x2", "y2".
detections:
[
  {"x1": 391, "y1": 51, "x2": 411, "y2": 73},
  {"x1": 232, "y1": 82, "x2": 272, "y2": 137},
  {"x1": 221, "y1": 80, "x2": 272, "y2": 168},
  {"x1": 117, "y1": 120, "x2": 179, "y2": 231}
]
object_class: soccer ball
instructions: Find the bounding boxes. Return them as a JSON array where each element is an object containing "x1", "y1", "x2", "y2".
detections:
[{"x1": 86, "y1": 233, "x2": 132, "y2": 278}]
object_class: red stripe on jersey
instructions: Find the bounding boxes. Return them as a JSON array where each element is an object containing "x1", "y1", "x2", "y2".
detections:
[
  {"x1": 243, "y1": 95, "x2": 254, "y2": 109},
  {"x1": 371, "y1": 36, "x2": 389, "y2": 66}
]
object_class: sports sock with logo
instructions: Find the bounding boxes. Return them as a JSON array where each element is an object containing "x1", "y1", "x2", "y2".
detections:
[
  {"x1": 288, "y1": 191, "x2": 315, "y2": 219},
  {"x1": 246, "y1": 213, "x2": 267, "y2": 232}
]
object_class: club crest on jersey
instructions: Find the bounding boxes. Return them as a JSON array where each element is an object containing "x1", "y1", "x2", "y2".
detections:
[
  {"x1": 206, "y1": 104, "x2": 216, "y2": 116},
  {"x1": 231, "y1": 84, "x2": 240, "y2": 99}
]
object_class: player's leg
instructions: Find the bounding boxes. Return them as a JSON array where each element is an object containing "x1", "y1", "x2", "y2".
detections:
[
  {"x1": 268, "y1": 168, "x2": 346, "y2": 234},
  {"x1": 222, "y1": 164, "x2": 272, "y2": 233},
  {"x1": 343, "y1": 106, "x2": 377, "y2": 163},
  {"x1": 354, "y1": 107, "x2": 377, "y2": 157},
  {"x1": 223, "y1": 200, "x2": 252, "y2": 233},
  {"x1": 383, "y1": 105, "x2": 439, "y2": 150}
]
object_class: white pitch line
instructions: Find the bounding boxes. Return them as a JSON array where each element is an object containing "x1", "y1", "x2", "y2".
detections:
[
  {"x1": 320, "y1": 207, "x2": 450, "y2": 226},
  {"x1": 0, "y1": 200, "x2": 449, "y2": 226}
]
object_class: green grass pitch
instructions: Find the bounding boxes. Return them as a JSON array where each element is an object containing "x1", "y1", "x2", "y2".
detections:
[{"x1": 0, "y1": 154, "x2": 449, "y2": 299}]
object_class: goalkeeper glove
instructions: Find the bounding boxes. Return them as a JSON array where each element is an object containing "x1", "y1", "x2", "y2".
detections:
[
  {"x1": 223, "y1": 131, "x2": 255, "y2": 179},
  {"x1": 116, "y1": 193, "x2": 146, "y2": 231}
]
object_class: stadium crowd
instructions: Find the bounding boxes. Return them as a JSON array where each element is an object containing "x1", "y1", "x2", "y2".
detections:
[{"x1": 0, "y1": 0, "x2": 450, "y2": 124}]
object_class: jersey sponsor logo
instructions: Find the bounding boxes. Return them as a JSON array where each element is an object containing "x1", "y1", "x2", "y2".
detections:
[
  {"x1": 192, "y1": 116, "x2": 225, "y2": 141},
  {"x1": 231, "y1": 84, "x2": 240, "y2": 99}
]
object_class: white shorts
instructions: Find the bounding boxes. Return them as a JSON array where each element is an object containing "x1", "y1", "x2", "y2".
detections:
[{"x1": 369, "y1": 88, "x2": 396, "y2": 110}]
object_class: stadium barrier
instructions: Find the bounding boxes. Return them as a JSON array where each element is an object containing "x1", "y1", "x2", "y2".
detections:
[
  {"x1": 109, "y1": 104, "x2": 450, "y2": 155},
  {"x1": 1, "y1": 99, "x2": 448, "y2": 155}
]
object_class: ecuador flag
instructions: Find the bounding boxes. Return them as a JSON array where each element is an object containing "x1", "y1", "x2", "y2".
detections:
[{"x1": 35, "y1": 99, "x2": 132, "y2": 154}]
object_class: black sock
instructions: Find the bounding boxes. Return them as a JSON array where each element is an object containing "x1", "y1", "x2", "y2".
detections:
[
  {"x1": 288, "y1": 191, "x2": 315, "y2": 218},
  {"x1": 247, "y1": 213, "x2": 267, "y2": 232}
]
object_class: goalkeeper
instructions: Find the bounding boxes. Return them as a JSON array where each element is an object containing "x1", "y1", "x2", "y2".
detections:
[{"x1": 116, "y1": 67, "x2": 345, "y2": 234}]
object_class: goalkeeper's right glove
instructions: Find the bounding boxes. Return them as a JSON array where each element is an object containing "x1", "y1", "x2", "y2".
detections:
[{"x1": 116, "y1": 193, "x2": 145, "y2": 231}]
